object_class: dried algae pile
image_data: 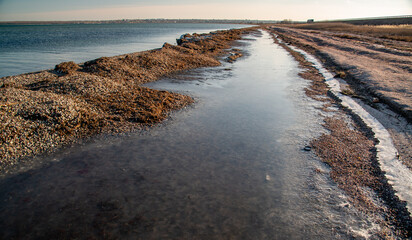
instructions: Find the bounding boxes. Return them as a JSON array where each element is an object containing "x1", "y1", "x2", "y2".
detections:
[{"x1": 0, "y1": 28, "x2": 248, "y2": 169}]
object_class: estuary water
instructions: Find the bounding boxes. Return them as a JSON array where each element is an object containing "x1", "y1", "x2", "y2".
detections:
[
  {"x1": 0, "y1": 23, "x2": 248, "y2": 77},
  {"x1": 0, "y1": 31, "x2": 378, "y2": 239}
]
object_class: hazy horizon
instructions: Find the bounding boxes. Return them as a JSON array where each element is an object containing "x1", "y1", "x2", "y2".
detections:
[
  {"x1": 1, "y1": 0, "x2": 411, "y2": 22},
  {"x1": 1, "y1": 15, "x2": 411, "y2": 23}
]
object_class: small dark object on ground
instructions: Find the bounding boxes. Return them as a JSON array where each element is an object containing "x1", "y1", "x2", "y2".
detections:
[{"x1": 303, "y1": 146, "x2": 312, "y2": 151}]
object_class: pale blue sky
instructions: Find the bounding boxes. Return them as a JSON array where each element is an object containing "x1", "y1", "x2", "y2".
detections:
[{"x1": 0, "y1": 0, "x2": 411, "y2": 21}]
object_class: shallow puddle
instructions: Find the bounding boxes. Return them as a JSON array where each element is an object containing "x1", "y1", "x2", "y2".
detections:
[{"x1": 0, "y1": 31, "x2": 378, "y2": 239}]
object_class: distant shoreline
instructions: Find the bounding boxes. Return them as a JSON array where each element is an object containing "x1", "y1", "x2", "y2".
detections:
[
  {"x1": 1, "y1": 15, "x2": 411, "y2": 26},
  {"x1": 0, "y1": 19, "x2": 264, "y2": 25}
]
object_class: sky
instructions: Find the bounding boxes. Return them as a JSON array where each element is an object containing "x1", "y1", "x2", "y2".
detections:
[{"x1": 0, "y1": 0, "x2": 411, "y2": 21}]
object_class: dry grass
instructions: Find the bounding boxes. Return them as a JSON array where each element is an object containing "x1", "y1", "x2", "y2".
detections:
[
  {"x1": 286, "y1": 22, "x2": 412, "y2": 42},
  {"x1": 372, "y1": 24, "x2": 412, "y2": 29}
]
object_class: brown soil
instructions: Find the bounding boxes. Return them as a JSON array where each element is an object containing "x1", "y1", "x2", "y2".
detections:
[
  {"x1": 269, "y1": 29, "x2": 412, "y2": 239},
  {"x1": 268, "y1": 24, "x2": 412, "y2": 117},
  {"x1": 0, "y1": 27, "x2": 255, "y2": 171}
]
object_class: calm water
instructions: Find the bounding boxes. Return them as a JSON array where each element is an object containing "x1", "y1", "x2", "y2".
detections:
[
  {"x1": 0, "y1": 23, "x2": 249, "y2": 77},
  {"x1": 0, "y1": 31, "x2": 378, "y2": 239}
]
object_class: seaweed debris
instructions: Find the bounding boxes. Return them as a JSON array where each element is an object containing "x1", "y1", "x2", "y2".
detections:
[{"x1": 0, "y1": 27, "x2": 252, "y2": 170}]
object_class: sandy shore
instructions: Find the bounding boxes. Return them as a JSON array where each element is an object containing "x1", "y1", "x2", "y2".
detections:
[
  {"x1": 268, "y1": 25, "x2": 412, "y2": 170},
  {"x1": 267, "y1": 26, "x2": 412, "y2": 238},
  {"x1": 0, "y1": 27, "x2": 253, "y2": 173},
  {"x1": 1, "y1": 24, "x2": 411, "y2": 237}
]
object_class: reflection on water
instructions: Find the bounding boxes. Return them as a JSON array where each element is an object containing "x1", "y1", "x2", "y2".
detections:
[{"x1": 0, "y1": 31, "x2": 377, "y2": 239}]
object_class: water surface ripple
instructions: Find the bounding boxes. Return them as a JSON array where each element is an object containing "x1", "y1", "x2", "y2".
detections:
[{"x1": 0, "y1": 31, "x2": 377, "y2": 239}]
